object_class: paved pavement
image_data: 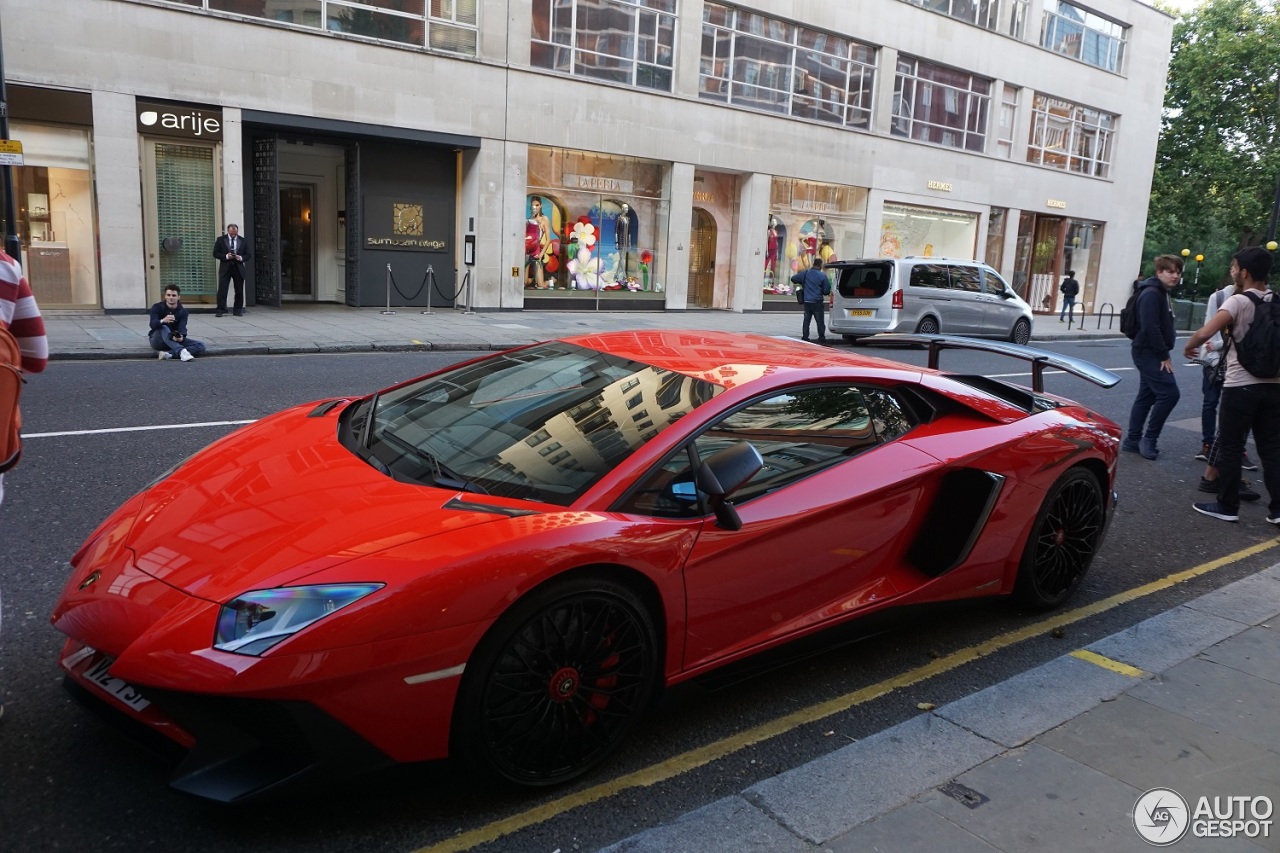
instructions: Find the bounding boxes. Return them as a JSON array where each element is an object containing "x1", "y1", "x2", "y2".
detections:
[
  {"x1": 46, "y1": 305, "x2": 1280, "y2": 852},
  {"x1": 42, "y1": 303, "x2": 1125, "y2": 359}
]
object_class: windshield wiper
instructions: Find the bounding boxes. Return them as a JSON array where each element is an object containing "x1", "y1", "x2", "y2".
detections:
[{"x1": 378, "y1": 431, "x2": 489, "y2": 494}]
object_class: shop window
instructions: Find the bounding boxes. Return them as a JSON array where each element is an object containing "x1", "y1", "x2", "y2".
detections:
[
  {"x1": 892, "y1": 56, "x2": 991, "y2": 153},
  {"x1": 985, "y1": 207, "x2": 1008, "y2": 272},
  {"x1": 11, "y1": 122, "x2": 100, "y2": 307},
  {"x1": 880, "y1": 203, "x2": 977, "y2": 260},
  {"x1": 700, "y1": 3, "x2": 876, "y2": 130},
  {"x1": 531, "y1": 0, "x2": 676, "y2": 92},
  {"x1": 766, "y1": 178, "x2": 869, "y2": 303}
]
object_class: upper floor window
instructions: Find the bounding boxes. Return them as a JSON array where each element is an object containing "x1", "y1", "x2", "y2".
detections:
[
  {"x1": 996, "y1": 85, "x2": 1019, "y2": 158},
  {"x1": 899, "y1": 0, "x2": 1029, "y2": 37},
  {"x1": 1026, "y1": 93, "x2": 1115, "y2": 177},
  {"x1": 531, "y1": 0, "x2": 677, "y2": 92},
  {"x1": 700, "y1": 4, "x2": 877, "y2": 130},
  {"x1": 892, "y1": 57, "x2": 991, "y2": 152},
  {"x1": 1040, "y1": 1, "x2": 1126, "y2": 72},
  {"x1": 143, "y1": 1, "x2": 478, "y2": 55}
]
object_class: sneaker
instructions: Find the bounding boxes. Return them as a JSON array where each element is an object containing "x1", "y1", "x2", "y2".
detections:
[
  {"x1": 1193, "y1": 501, "x2": 1239, "y2": 522},
  {"x1": 179, "y1": 348, "x2": 195, "y2": 362},
  {"x1": 157, "y1": 351, "x2": 173, "y2": 360},
  {"x1": 1139, "y1": 437, "x2": 1159, "y2": 460},
  {"x1": 215, "y1": 311, "x2": 225, "y2": 318},
  {"x1": 1266, "y1": 515, "x2": 1280, "y2": 525},
  {"x1": 1242, "y1": 453, "x2": 1258, "y2": 471},
  {"x1": 1195, "y1": 442, "x2": 1211, "y2": 462},
  {"x1": 1198, "y1": 477, "x2": 1261, "y2": 501},
  {"x1": 1121, "y1": 439, "x2": 1142, "y2": 454}
]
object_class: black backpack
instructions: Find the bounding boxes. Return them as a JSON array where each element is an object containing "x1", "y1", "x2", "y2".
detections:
[
  {"x1": 1233, "y1": 291, "x2": 1280, "y2": 378},
  {"x1": 1119, "y1": 289, "x2": 1142, "y2": 339}
]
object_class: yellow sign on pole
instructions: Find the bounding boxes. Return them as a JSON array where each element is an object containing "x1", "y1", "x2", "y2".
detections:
[{"x1": 0, "y1": 139, "x2": 24, "y2": 166}]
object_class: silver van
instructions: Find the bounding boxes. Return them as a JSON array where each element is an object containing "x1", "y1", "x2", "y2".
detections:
[{"x1": 827, "y1": 258, "x2": 1034, "y2": 346}]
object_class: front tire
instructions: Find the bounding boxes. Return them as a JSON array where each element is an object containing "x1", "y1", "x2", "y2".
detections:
[
  {"x1": 452, "y1": 575, "x2": 659, "y2": 787},
  {"x1": 1010, "y1": 318, "x2": 1032, "y2": 346},
  {"x1": 1014, "y1": 468, "x2": 1103, "y2": 609}
]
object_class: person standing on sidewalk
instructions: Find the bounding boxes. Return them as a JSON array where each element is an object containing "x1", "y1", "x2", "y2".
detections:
[
  {"x1": 791, "y1": 257, "x2": 831, "y2": 344},
  {"x1": 213, "y1": 224, "x2": 250, "y2": 317},
  {"x1": 0, "y1": 250, "x2": 49, "y2": 723},
  {"x1": 1184, "y1": 247, "x2": 1280, "y2": 524},
  {"x1": 1058, "y1": 270, "x2": 1079, "y2": 322},
  {"x1": 1122, "y1": 254, "x2": 1182, "y2": 460}
]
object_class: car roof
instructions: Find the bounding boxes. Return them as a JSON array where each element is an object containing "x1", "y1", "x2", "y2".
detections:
[{"x1": 559, "y1": 330, "x2": 918, "y2": 390}]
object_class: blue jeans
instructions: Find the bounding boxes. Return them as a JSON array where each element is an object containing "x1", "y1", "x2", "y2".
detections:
[
  {"x1": 802, "y1": 302, "x2": 826, "y2": 341},
  {"x1": 1127, "y1": 349, "x2": 1181, "y2": 443},
  {"x1": 1059, "y1": 297, "x2": 1076, "y2": 320},
  {"x1": 1201, "y1": 365, "x2": 1222, "y2": 445},
  {"x1": 150, "y1": 327, "x2": 206, "y2": 357}
]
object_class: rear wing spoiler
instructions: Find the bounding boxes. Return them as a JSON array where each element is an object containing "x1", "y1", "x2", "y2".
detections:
[{"x1": 859, "y1": 334, "x2": 1121, "y2": 393}]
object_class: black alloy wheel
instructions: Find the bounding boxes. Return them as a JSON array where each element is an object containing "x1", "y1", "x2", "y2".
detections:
[
  {"x1": 916, "y1": 316, "x2": 940, "y2": 335},
  {"x1": 453, "y1": 576, "x2": 659, "y2": 786},
  {"x1": 1014, "y1": 468, "x2": 1103, "y2": 609},
  {"x1": 1011, "y1": 318, "x2": 1032, "y2": 346}
]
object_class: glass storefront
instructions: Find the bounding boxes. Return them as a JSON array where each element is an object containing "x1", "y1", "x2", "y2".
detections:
[
  {"x1": 1011, "y1": 212, "x2": 1104, "y2": 314},
  {"x1": 879, "y1": 202, "x2": 977, "y2": 261},
  {"x1": 765, "y1": 178, "x2": 867, "y2": 303},
  {"x1": 985, "y1": 207, "x2": 1008, "y2": 273},
  {"x1": 526, "y1": 147, "x2": 669, "y2": 307},
  {"x1": 11, "y1": 121, "x2": 100, "y2": 307}
]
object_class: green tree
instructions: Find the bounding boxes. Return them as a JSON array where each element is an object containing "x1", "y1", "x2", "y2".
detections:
[{"x1": 1147, "y1": 0, "x2": 1280, "y2": 290}]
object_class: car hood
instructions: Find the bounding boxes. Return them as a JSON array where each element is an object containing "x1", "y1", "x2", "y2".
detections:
[{"x1": 126, "y1": 402, "x2": 524, "y2": 601}]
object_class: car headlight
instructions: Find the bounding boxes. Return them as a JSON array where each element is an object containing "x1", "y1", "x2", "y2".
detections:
[{"x1": 214, "y1": 583, "x2": 384, "y2": 656}]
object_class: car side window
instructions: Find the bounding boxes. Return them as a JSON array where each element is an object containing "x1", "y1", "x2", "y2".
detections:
[
  {"x1": 618, "y1": 385, "x2": 919, "y2": 517},
  {"x1": 982, "y1": 268, "x2": 1010, "y2": 296},
  {"x1": 949, "y1": 265, "x2": 982, "y2": 293},
  {"x1": 910, "y1": 264, "x2": 949, "y2": 290}
]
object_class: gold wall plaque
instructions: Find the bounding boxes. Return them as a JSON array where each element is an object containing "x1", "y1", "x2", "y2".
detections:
[{"x1": 392, "y1": 203, "x2": 425, "y2": 236}]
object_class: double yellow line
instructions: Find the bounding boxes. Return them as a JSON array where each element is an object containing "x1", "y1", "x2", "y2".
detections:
[{"x1": 416, "y1": 538, "x2": 1279, "y2": 853}]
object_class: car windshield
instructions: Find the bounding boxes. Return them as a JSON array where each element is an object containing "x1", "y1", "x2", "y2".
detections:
[{"x1": 343, "y1": 342, "x2": 722, "y2": 505}]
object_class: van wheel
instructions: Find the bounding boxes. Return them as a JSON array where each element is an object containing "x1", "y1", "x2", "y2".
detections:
[
  {"x1": 842, "y1": 334, "x2": 860, "y2": 345},
  {"x1": 916, "y1": 317, "x2": 940, "y2": 335},
  {"x1": 1010, "y1": 318, "x2": 1032, "y2": 346}
]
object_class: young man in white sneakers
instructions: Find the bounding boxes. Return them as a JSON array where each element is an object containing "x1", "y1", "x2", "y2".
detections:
[
  {"x1": 1183, "y1": 247, "x2": 1280, "y2": 524},
  {"x1": 149, "y1": 285, "x2": 207, "y2": 362}
]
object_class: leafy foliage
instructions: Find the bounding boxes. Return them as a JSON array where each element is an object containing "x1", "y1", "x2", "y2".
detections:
[{"x1": 1147, "y1": 0, "x2": 1280, "y2": 294}]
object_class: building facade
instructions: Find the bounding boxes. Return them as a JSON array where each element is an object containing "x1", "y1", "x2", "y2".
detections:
[{"x1": 2, "y1": 0, "x2": 1173, "y2": 318}]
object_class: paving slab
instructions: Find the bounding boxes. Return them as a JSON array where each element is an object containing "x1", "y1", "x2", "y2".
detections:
[
  {"x1": 826, "y1": 802, "x2": 1000, "y2": 853},
  {"x1": 595, "y1": 796, "x2": 810, "y2": 853},
  {"x1": 1185, "y1": 573, "x2": 1280, "y2": 626},
  {"x1": 1199, "y1": 625, "x2": 1280, "y2": 686},
  {"x1": 1125, "y1": 657, "x2": 1280, "y2": 753},
  {"x1": 935, "y1": 655, "x2": 1136, "y2": 749},
  {"x1": 744, "y1": 714, "x2": 1003, "y2": 844}
]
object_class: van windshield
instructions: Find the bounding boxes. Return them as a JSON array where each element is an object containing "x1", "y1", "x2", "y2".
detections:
[{"x1": 836, "y1": 263, "x2": 893, "y2": 299}]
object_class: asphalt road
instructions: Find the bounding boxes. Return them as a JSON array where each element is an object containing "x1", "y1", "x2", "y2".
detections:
[{"x1": 2, "y1": 341, "x2": 1276, "y2": 853}]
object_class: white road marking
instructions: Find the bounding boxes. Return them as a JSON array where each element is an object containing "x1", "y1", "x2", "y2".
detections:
[{"x1": 24, "y1": 420, "x2": 256, "y2": 439}]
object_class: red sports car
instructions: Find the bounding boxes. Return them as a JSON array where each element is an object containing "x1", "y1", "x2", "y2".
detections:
[{"x1": 51, "y1": 331, "x2": 1121, "y2": 802}]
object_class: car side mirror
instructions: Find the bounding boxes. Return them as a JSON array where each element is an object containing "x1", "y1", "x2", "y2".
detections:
[
  {"x1": 695, "y1": 441, "x2": 763, "y2": 531},
  {"x1": 1001, "y1": 290, "x2": 1016, "y2": 299}
]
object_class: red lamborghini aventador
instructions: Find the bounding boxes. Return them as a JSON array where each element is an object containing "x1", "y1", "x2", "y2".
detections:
[{"x1": 51, "y1": 331, "x2": 1121, "y2": 801}]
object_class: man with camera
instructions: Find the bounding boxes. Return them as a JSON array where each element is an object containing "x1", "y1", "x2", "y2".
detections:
[{"x1": 149, "y1": 285, "x2": 206, "y2": 362}]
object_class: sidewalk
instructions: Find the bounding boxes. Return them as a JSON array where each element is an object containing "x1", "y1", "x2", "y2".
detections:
[
  {"x1": 41, "y1": 304, "x2": 1126, "y2": 359},
  {"x1": 602, "y1": 566, "x2": 1280, "y2": 853}
]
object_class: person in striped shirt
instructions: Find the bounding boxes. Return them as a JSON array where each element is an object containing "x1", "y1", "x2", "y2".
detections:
[{"x1": 1, "y1": 249, "x2": 47, "y2": 722}]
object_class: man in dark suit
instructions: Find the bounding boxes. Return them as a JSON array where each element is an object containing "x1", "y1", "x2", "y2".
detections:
[{"x1": 213, "y1": 224, "x2": 251, "y2": 317}]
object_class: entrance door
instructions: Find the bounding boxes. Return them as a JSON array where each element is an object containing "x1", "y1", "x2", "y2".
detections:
[
  {"x1": 279, "y1": 183, "x2": 315, "y2": 299},
  {"x1": 688, "y1": 208, "x2": 716, "y2": 308},
  {"x1": 141, "y1": 139, "x2": 220, "y2": 304}
]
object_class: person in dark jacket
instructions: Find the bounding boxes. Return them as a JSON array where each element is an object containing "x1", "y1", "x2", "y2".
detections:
[
  {"x1": 1058, "y1": 270, "x2": 1080, "y2": 321},
  {"x1": 791, "y1": 257, "x2": 831, "y2": 343},
  {"x1": 149, "y1": 285, "x2": 207, "y2": 362},
  {"x1": 1123, "y1": 254, "x2": 1183, "y2": 459}
]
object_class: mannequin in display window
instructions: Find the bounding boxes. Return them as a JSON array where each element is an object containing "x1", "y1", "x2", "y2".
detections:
[
  {"x1": 526, "y1": 197, "x2": 553, "y2": 289},
  {"x1": 766, "y1": 216, "x2": 780, "y2": 281},
  {"x1": 616, "y1": 203, "x2": 633, "y2": 277}
]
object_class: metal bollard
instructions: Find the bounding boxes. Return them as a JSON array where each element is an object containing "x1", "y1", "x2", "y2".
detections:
[
  {"x1": 381, "y1": 264, "x2": 396, "y2": 315},
  {"x1": 421, "y1": 266, "x2": 434, "y2": 315}
]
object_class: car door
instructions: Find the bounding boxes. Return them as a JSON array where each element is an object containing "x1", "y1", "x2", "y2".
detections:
[
  {"x1": 945, "y1": 264, "x2": 988, "y2": 334},
  {"x1": 620, "y1": 383, "x2": 937, "y2": 672},
  {"x1": 979, "y1": 267, "x2": 1022, "y2": 336}
]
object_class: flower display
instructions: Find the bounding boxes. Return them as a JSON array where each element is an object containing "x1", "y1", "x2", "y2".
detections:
[{"x1": 570, "y1": 220, "x2": 597, "y2": 249}]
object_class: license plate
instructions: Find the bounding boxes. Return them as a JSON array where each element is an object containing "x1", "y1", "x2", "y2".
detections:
[
  {"x1": 84, "y1": 655, "x2": 151, "y2": 712},
  {"x1": 846, "y1": 309, "x2": 873, "y2": 317}
]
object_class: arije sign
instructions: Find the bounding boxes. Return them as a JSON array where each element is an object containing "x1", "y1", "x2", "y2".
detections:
[{"x1": 136, "y1": 102, "x2": 223, "y2": 141}]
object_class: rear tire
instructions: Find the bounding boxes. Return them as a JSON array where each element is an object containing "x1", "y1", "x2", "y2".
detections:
[
  {"x1": 916, "y1": 317, "x2": 940, "y2": 335},
  {"x1": 1014, "y1": 468, "x2": 1103, "y2": 610},
  {"x1": 451, "y1": 575, "x2": 659, "y2": 787},
  {"x1": 1010, "y1": 318, "x2": 1032, "y2": 346}
]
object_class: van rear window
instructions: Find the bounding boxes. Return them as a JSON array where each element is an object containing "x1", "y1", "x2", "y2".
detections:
[{"x1": 836, "y1": 263, "x2": 893, "y2": 299}]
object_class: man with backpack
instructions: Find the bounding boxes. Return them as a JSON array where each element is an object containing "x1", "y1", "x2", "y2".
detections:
[
  {"x1": 1183, "y1": 246, "x2": 1280, "y2": 524},
  {"x1": 0, "y1": 250, "x2": 48, "y2": 723},
  {"x1": 1123, "y1": 254, "x2": 1183, "y2": 460}
]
